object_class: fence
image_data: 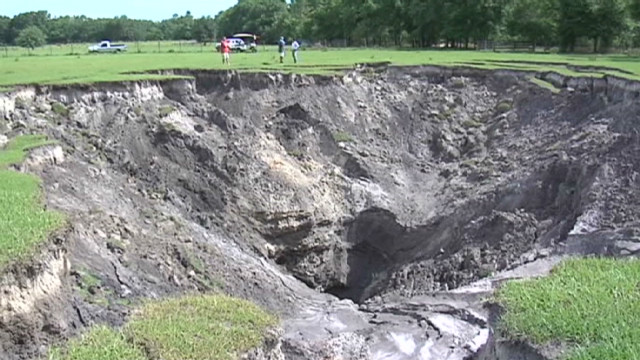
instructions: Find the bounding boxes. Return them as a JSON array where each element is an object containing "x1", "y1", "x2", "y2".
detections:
[{"x1": 1, "y1": 41, "x2": 250, "y2": 58}]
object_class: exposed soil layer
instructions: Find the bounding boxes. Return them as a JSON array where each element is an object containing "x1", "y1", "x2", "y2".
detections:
[{"x1": 1, "y1": 66, "x2": 640, "y2": 359}]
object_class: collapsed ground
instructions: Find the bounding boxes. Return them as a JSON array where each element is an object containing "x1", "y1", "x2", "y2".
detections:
[{"x1": 1, "y1": 66, "x2": 640, "y2": 359}]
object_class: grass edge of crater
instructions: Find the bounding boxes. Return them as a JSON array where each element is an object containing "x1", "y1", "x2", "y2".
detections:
[
  {"x1": 0, "y1": 134, "x2": 64, "y2": 268},
  {"x1": 49, "y1": 294, "x2": 278, "y2": 360},
  {"x1": 5, "y1": 49, "x2": 640, "y2": 87},
  {"x1": 495, "y1": 257, "x2": 640, "y2": 360}
]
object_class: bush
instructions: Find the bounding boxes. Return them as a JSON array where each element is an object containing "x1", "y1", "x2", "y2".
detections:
[
  {"x1": 333, "y1": 131, "x2": 353, "y2": 143},
  {"x1": 495, "y1": 100, "x2": 512, "y2": 114},
  {"x1": 462, "y1": 119, "x2": 482, "y2": 128},
  {"x1": 159, "y1": 105, "x2": 174, "y2": 117},
  {"x1": 52, "y1": 102, "x2": 70, "y2": 117},
  {"x1": 15, "y1": 26, "x2": 47, "y2": 50}
]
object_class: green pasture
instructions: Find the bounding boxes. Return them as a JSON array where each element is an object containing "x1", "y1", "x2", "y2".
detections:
[
  {"x1": 497, "y1": 258, "x2": 640, "y2": 360},
  {"x1": 0, "y1": 135, "x2": 63, "y2": 268},
  {"x1": 50, "y1": 294, "x2": 277, "y2": 360},
  {"x1": 2, "y1": 45, "x2": 640, "y2": 87}
]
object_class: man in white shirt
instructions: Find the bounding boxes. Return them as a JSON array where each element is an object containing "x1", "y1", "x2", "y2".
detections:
[{"x1": 292, "y1": 40, "x2": 300, "y2": 64}]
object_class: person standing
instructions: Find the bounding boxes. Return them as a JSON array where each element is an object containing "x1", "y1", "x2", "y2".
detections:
[
  {"x1": 278, "y1": 36, "x2": 286, "y2": 64},
  {"x1": 220, "y1": 37, "x2": 230, "y2": 65},
  {"x1": 292, "y1": 39, "x2": 300, "y2": 64}
]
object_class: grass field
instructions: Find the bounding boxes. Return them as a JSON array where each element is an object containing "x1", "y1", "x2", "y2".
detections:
[
  {"x1": 496, "y1": 258, "x2": 640, "y2": 360},
  {"x1": 48, "y1": 326, "x2": 147, "y2": 360},
  {"x1": 3, "y1": 45, "x2": 640, "y2": 87},
  {"x1": 1, "y1": 41, "x2": 232, "y2": 57},
  {"x1": 50, "y1": 294, "x2": 277, "y2": 360},
  {"x1": 0, "y1": 135, "x2": 63, "y2": 268}
]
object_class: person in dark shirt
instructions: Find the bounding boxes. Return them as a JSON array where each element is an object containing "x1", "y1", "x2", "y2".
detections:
[{"x1": 278, "y1": 36, "x2": 286, "y2": 64}]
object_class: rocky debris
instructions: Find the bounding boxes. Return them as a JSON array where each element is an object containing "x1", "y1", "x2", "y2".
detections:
[
  {"x1": 1, "y1": 67, "x2": 640, "y2": 359},
  {"x1": 19, "y1": 145, "x2": 65, "y2": 170},
  {"x1": 242, "y1": 327, "x2": 285, "y2": 360},
  {"x1": 0, "y1": 248, "x2": 78, "y2": 360}
]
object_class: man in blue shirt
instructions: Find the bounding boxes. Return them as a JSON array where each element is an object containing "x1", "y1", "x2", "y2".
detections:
[{"x1": 278, "y1": 36, "x2": 286, "y2": 64}]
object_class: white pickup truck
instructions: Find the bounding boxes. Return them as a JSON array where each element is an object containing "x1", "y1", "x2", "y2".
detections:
[{"x1": 88, "y1": 41, "x2": 127, "y2": 53}]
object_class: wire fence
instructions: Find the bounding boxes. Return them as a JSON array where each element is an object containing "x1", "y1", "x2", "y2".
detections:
[
  {"x1": 3, "y1": 40, "x2": 640, "y2": 58},
  {"x1": 0, "y1": 41, "x2": 278, "y2": 58}
]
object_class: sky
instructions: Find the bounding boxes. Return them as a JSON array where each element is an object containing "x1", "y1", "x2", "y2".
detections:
[{"x1": 1, "y1": 0, "x2": 237, "y2": 21}]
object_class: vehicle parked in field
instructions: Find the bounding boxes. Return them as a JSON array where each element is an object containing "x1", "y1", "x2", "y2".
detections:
[
  {"x1": 215, "y1": 38, "x2": 248, "y2": 52},
  {"x1": 88, "y1": 41, "x2": 127, "y2": 53},
  {"x1": 232, "y1": 33, "x2": 259, "y2": 52}
]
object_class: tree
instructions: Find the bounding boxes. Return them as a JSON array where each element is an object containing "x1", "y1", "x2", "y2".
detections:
[
  {"x1": 214, "y1": 0, "x2": 290, "y2": 43},
  {"x1": 193, "y1": 16, "x2": 216, "y2": 43},
  {"x1": 15, "y1": 25, "x2": 46, "y2": 49},
  {"x1": 0, "y1": 16, "x2": 10, "y2": 44},
  {"x1": 8, "y1": 11, "x2": 49, "y2": 44},
  {"x1": 557, "y1": 0, "x2": 592, "y2": 52},
  {"x1": 505, "y1": 0, "x2": 557, "y2": 50},
  {"x1": 588, "y1": 0, "x2": 627, "y2": 52}
]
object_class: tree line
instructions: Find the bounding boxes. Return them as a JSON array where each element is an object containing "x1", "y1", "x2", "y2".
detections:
[
  {"x1": 3, "y1": 0, "x2": 640, "y2": 52},
  {"x1": 216, "y1": 0, "x2": 640, "y2": 52},
  {"x1": 0, "y1": 11, "x2": 216, "y2": 48}
]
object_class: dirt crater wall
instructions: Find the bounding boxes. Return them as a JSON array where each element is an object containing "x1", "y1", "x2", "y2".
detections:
[{"x1": 2, "y1": 66, "x2": 640, "y2": 359}]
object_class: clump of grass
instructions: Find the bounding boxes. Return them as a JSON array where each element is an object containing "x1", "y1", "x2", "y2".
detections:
[
  {"x1": 288, "y1": 149, "x2": 303, "y2": 158},
  {"x1": 48, "y1": 325, "x2": 146, "y2": 360},
  {"x1": 80, "y1": 271, "x2": 102, "y2": 288},
  {"x1": 51, "y1": 294, "x2": 275, "y2": 360},
  {"x1": 51, "y1": 102, "x2": 70, "y2": 117},
  {"x1": 0, "y1": 134, "x2": 56, "y2": 166},
  {"x1": 14, "y1": 97, "x2": 28, "y2": 109},
  {"x1": 333, "y1": 131, "x2": 353, "y2": 143},
  {"x1": 161, "y1": 121, "x2": 178, "y2": 132},
  {"x1": 181, "y1": 249, "x2": 205, "y2": 274},
  {"x1": 0, "y1": 135, "x2": 63, "y2": 267},
  {"x1": 496, "y1": 258, "x2": 640, "y2": 360},
  {"x1": 495, "y1": 100, "x2": 512, "y2": 114},
  {"x1": 529, "y1": 77, "x2": 561, "y2": 94},
  {"x1": 158, "y1": 105, "x2": 175, "y2": 118},
  {"x1": 451, "y1": 78, "x2": 465, "y2": 89},
  {"x1": 126, "y1": 294, "x2": 277, "y2": 360},
  {"x1": 462, "y1": 119, "x2": 482, "y2": 128}
]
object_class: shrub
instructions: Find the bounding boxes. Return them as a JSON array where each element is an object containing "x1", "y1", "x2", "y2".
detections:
[
  {"x1": 495, "y1": 101, "x2": 512, "y2": 114},
  {"x1": 52, "y1": 102, "x2": 70, "y2": 117},
  {"x1": 333, "y1": 131, "x2": 353, "y2": 143},
  {"x1": 159, "y1": 105, "x2": 175, "y2": 118}
]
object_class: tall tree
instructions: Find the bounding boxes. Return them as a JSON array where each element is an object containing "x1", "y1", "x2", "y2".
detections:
[
  {"x1": 588, "y1": 0, "x2": 627, "y2": 52},
  {"x1": 505, "y1": 0, "x2": 557, "y2": 50},
  {"x1": 0, "y1": 16, "x2": 10, "y2": 44},
  {"x1": 8, "y1": 11, "x2": 49, "y2": 44},
  {"x1": 15, "y1": 25, "x2": 47, "y2": 49}
]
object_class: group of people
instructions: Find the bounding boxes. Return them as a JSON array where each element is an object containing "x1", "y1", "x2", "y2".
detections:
[
  {"x1": 218, "y1": 36, "x2": 300, "y2": 65},
  {"x1": 278, "y1": 37, "x2": 301, "y2": 64}
]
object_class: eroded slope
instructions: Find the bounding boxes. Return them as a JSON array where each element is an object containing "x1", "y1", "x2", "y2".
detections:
[{"x1": 1, "y1": 67, "x2": 640, "y2": 359}]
